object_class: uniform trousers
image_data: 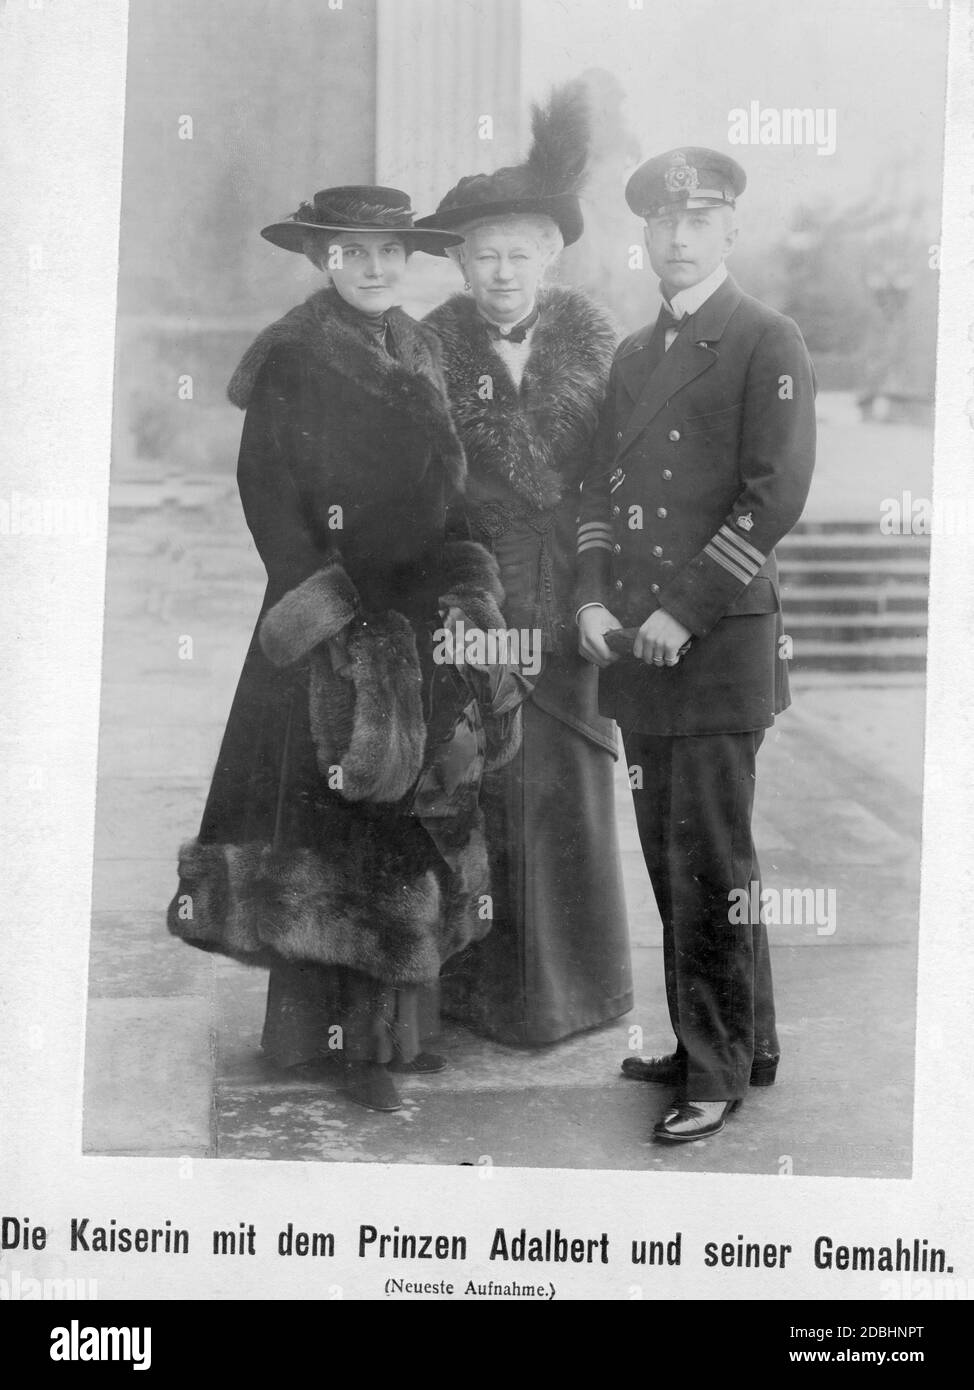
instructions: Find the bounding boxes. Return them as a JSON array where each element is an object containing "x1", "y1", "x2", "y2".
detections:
[{"x1": 622, "y1": 727, "x2": 779, "y2": 1100}]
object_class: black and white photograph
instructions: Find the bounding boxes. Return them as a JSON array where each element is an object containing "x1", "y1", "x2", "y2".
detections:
[
  {"x1": 78, "y1": 0, "x2": 944, "y2": 1175},
  {"x1": 3, "y1": 0, "x2": 974, "y2": 1308}
]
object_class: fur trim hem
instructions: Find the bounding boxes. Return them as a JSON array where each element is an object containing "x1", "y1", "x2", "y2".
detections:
[
  {"x1": 168, "y1": 831, "x2": 491, "y2": 986},
  {"x1": 259, "y1": 562, "x2": 358, "y2": 667}
]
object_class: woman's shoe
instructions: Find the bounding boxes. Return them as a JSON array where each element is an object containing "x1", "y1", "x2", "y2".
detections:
[
  {"x1": 342, "y1": 1062, "x2": 402, "y2": 1112},
  {"x1": 387, "y1": 1052, "x2": 447, "y2": 1074}
]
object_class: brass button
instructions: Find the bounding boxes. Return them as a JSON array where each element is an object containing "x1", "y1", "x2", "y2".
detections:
[
  {"x1": 650, "y1": 583, "x2": 661, "y2": 595},
  {"x1": 616, "y1": 430, "x2": 623, "y2": 440},
  {"x1": 668, "y1": 429, "x2": 680, "y2": 442},
  {"x1": 652, "y1": 545, "x2": 663, "y2": 558},
  {"x1": 613, "y1": 544, "x2": 621, "y2": 554},
  {"x1": 662, "y1": 469, "x2": 673, "y2": 481},
  {"x1": 611, "y1": 505, "x2": 620, "y2": 516},
  {"x1": 614, "y1": 579, "x2": 624, "y2": 590},
  {"x1": 612, "y1": 467, "x2": 623, "y2": 479},
  {"x1": 656, "y1": 507, "x2": 668, "y2": 519}
]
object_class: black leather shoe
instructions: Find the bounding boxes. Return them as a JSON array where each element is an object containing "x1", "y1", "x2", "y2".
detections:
[
  {"x1": 621, "y1": 1052, "x2": 779, "y2": 1087},
  {"x1": 342, "y1": 1062, "x2": 402, "y2": 1112},
  {"x1": 387, "y1": 1052, "x2": 447, "y2": 1075},
  {"x1": 653, "y1": 1098, "x2": 741, "y2": 1144}
]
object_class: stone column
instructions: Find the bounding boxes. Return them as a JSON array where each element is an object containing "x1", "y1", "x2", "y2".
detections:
[{"x1": 375, "y1": 0, "x2": 524, "y2": 218}]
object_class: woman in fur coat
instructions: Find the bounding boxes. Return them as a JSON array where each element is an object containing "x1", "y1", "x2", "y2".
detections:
[
  {"x1": 416, "y1": 87, "x2": 633, "y2": 1044},
  {"x1": 167, "y1": 186, "x2": 527, "y2": 1112}
]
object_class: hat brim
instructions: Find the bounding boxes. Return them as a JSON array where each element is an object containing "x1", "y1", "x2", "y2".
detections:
[
  {"x1": 640, "y1": 196, "x2": 737, "y2": 217},
  {"x1": 413, "y1": 194, "x2": 583, "y2": 256},
  {"x1": 260, "y1": 220, "x2": 465, "y2": 255}
]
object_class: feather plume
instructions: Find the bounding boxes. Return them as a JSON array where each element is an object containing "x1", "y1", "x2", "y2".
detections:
[{"x1": 524, "y1": 79, "x2": 591, "y2": 195}]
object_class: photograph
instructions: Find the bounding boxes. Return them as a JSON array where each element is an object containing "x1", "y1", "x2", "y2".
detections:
[
  {"x1": 8, "y1": 0, "x2": 974, "y2": 1317},
  {"x1": 79, "y1": 0, "x2": 946, "y2": 1179}
]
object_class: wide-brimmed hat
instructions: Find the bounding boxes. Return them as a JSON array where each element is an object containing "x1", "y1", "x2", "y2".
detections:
[
  {"x1": 261, "y1": 185, "x2": 464, "y2": 255},
  {"x1": 415, "y1": 81, "x2": 591, "y2": 255}
]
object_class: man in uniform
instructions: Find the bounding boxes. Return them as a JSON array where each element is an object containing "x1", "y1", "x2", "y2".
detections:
[{"x1": 576, "y1": 147, "x2": 816, "y2": 1142}]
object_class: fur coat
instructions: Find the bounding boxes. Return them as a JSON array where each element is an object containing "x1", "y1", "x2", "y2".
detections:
[
  {"x1": 167, "y1": 288, "x2": 526, "y2": 986},
  {"x1": 424, "y1": 285, "x2": 618, "y2": 750}
]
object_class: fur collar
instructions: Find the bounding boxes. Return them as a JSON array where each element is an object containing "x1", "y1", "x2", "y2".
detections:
[
  {"x1": 228, "y1": 287, "x2": 466, "y2": 491},
  {"x1": 424, "y1": 286, "x2": 617, "y2": 510}
]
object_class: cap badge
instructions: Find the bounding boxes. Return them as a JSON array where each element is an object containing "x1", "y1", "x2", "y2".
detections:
[
  {"x1": 664, "y1": 152, "x2": 699, "y2": 194},
  {"x1": 737, "y1": 513, "x2": 754, "y2": 532}
]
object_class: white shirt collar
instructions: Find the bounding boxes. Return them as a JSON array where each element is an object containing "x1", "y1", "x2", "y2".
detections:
[{"x1": 661, "y1": 261, "x2": 728, "y2": 321}]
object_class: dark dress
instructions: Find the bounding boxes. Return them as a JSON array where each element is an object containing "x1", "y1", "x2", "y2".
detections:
[
  {"x1": 424, "y1": 287, "x2": 633, "y2": 1044},
  {"x1": 167, "y1": 288, "x2": 525, "y2": 1066}
]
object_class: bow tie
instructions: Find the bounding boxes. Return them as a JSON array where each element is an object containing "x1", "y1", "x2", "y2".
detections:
[
  {"x1": 482, "y1": 305, "x2": 540, "y2": 344},
  {"x1": 657, "y1": 305, "x2": 689, "y2": 336}
]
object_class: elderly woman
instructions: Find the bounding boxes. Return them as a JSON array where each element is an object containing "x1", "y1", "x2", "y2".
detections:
[
  {"x1": 417, "y1": 88, "x2": 633, "y2": 1044},
  {"x1": 167, "y1": 186, "x2": 525, "y2": 1112}
]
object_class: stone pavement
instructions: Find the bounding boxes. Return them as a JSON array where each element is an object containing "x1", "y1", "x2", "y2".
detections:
[{"x1": 84, "y1": 430, "x2": 926, "y2": 1178}]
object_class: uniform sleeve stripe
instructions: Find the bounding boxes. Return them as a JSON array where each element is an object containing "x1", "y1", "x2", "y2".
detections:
[
  {"x1": 710, "y1": 532, "x2": 761, "y2": 576},
  {"x1": 577, "y1": 538, "x2": 614, "y2": 554},
  {"x1": 719, "y1": 524, "x2": 766, "y2": 566},
  {"x1": 577, "y1": 523, "x2": 614, "y2": 538},
  {"x1": 704, "y1": 542, "x2": 753, "y2": 585}
]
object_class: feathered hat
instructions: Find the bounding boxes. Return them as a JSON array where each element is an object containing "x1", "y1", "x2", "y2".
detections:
[{"x1": 414, "y1": 80, "x2": 591, "y2": 253}]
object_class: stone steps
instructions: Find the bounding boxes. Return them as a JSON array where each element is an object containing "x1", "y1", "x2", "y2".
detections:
[{"x1": 777, "y1": 523, "x2": 928, "y2": 673}]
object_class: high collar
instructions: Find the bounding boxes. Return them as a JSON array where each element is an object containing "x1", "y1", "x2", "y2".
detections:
[
  {"x1": 476, "y1": 301, "x2": 540, "y2": 340},
  {"x1": 660, "y1": 261, "x2": 728, "y2": 321},
  {"x1": 330, "y1": 288, "x2": 393, "y2": 331},
  {"x1": 619, "y1": 273, "x2": 743, "y2": 361}
]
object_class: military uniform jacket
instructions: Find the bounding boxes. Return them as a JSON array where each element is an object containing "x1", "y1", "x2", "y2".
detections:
[{"x1": 575, "y1": 274, "x2": 816, "y2": 736}]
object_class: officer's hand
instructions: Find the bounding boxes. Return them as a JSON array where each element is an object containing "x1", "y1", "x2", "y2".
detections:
[
  {"x1": 633, "y1": 610, "x2": 693, "y2": 667},
  {"x1": 578, "y1": 605, "x2": 623, "y2": 668}
]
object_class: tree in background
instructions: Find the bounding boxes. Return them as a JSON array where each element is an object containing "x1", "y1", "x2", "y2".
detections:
[{"x1": 772, "y1": 183, "x2": 938, "y2": 417}]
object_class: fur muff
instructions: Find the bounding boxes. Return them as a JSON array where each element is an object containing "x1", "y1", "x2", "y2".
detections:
[
  {"x1": 260, "y1": 544, "x2": 512, "y2": 803},
  {"x1": 318, "y1": 612, "x2": 425, "y2": 802},
  {"x1": 227, "y1": 286, "x2": 466, "y2": 493},
  {"x1": 424, "y1": 286, "x2": 617, "y2": 512},
  {"x1": 438, "y1": 538, "x2": 507, "y2": 632},
  {"x1": 169, "y1": 828, "x2": 491, "y2": 987}
]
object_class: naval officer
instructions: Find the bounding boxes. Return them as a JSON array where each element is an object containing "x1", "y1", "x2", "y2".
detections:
[{"x1": 576, "y1": 147, "x2": 817, "y2": 1142}]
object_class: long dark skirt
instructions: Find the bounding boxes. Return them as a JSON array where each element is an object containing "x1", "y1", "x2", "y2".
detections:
[
  {"x1": 438, "y1": 699, "x2": 632, "y2": 1044},
  {"x1": 261, "y1": 961, "x2": 440, "y2": 1068}
]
